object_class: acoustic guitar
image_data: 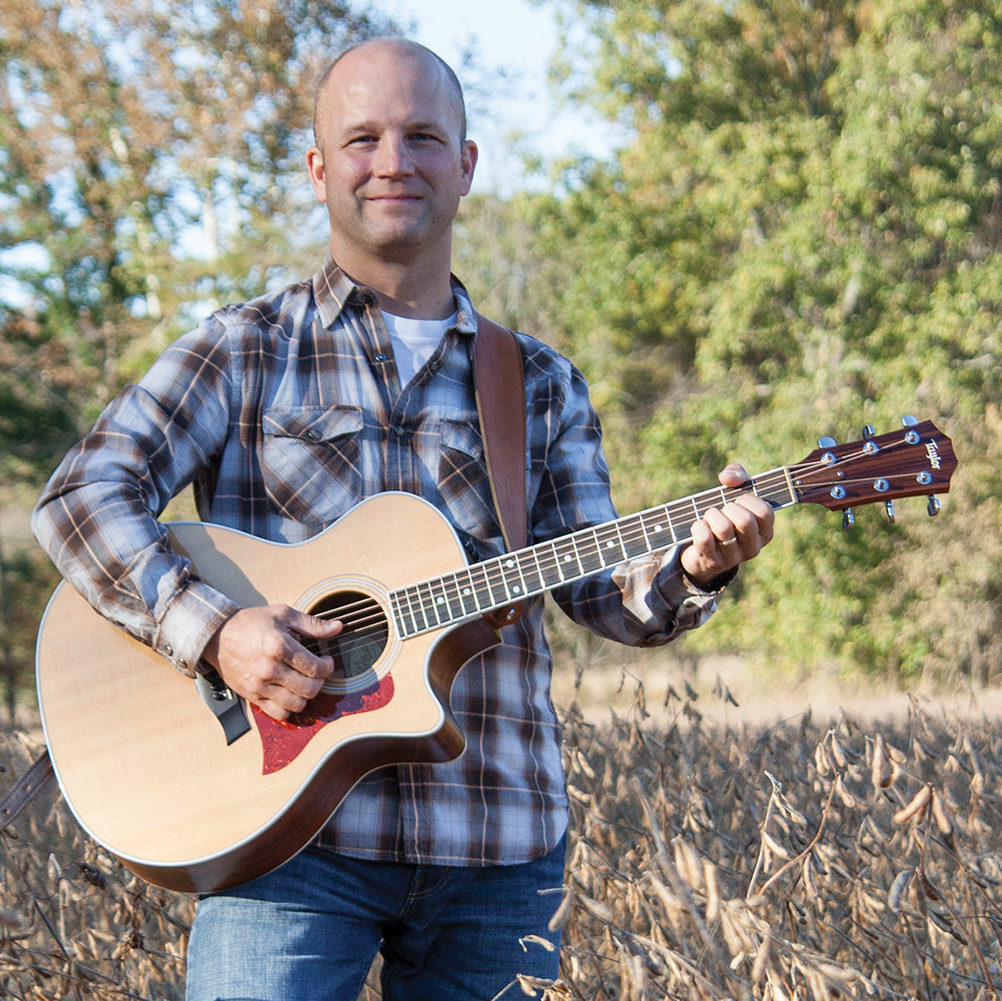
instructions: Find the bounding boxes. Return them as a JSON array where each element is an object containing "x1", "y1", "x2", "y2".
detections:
[{"x1": 35, "y1": 419, "x2": 956, "y2": 893}]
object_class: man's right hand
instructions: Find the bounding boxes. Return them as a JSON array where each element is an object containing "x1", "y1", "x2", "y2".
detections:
[{"x1": 201, "y1": 605, "x2": 342, "y2": 721}]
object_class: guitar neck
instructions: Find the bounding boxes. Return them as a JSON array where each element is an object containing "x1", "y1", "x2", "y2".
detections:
[{"x1": 390, "y1": 466, "x2": 800, "y2": 637}]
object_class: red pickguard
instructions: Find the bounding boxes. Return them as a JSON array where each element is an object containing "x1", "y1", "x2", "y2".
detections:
[{"x1": 253, "y1": 675, "x2": 395, "y2": 775}]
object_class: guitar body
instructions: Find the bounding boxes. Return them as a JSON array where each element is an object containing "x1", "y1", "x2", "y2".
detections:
[{"x1": 36, "y1": 493, "x2": 500, "y2": 894}]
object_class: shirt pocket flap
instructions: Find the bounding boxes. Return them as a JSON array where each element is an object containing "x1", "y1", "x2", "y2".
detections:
[
  {"x1": 262, "y1": 406, "x2": 363, "y2": 443},
  {"x1": 439, "y1": 418, "x2": 484, "y2": 462}
]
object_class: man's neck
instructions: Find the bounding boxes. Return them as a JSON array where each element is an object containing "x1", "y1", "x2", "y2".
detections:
[{"x1": 333, "y1": 248, "x2": 456, "y2": 320}]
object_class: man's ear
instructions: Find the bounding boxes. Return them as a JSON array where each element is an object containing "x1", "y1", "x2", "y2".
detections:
[
  {"x1": 306, "y1": 147, "x2": 327, "y2": 203},
  {"x1": 460, "y1": 140, "x2": 478, "y2": 197}
]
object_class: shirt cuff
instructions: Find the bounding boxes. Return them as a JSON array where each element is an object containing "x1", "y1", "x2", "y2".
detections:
[
  {"x1": 656, "y1": 546, "x2": 737, "y2": 602},
  {"x1": 154, "y1": 578, "x2": 241, "y2": 678}
]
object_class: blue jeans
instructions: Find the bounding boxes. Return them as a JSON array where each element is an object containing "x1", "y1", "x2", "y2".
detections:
[{"x1": 185, "y1": 837, "x2": 566, "y2": 1001}]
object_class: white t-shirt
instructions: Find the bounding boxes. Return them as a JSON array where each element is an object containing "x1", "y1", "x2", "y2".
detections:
[{"x1": 382, "y1": 310, "x2": 457, "y2": 385}]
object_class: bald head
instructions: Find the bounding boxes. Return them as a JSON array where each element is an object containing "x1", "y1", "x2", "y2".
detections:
[{"x1": 313, "y1": 38, "x2": 467, "y2": 152}]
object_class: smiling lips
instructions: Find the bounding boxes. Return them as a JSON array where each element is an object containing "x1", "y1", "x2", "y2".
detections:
[{"x1": 366, "y1": 190, "x2": 422, "y2": 204}]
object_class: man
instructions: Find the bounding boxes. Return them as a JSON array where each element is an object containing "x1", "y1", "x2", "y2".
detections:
[{"x1": 32, "y1": 37, "x2": 774, "y2": 1001}]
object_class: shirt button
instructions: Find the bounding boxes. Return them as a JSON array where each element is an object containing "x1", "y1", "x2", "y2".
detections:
[
  {"x1": 374, "y1": 352, "x2": 388, "y2": 363},
  {"x1": 305, "y1": 429, "x2": 321, "y2": 440},
  {"x1": 164, "y1": 644, "x2": 174, "y2": 657},
  {"x1": 393, "y1": 425, "x2": 406, "y2": 437}
]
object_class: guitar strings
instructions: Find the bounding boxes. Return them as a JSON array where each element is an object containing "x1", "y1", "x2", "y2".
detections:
[
  {"x1": 391, "y1": 449, "x2": 885, "y2": 628},
  {"x1": 301, "y1": 439, "x2": 919, "y2": 639}
]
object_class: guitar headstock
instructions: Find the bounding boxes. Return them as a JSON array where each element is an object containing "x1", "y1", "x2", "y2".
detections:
[{"x1": 792, "y1": 418, "x2": 956, "y2": 521}]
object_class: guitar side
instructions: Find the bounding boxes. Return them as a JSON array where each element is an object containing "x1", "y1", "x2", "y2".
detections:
[{"x1": 36, "y1": 493, "x2": 499, "y2": 893}]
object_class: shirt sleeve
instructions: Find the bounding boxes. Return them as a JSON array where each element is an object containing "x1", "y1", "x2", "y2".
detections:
[
  {"x1": 30, "y1": 321, "x2": 241, "y2": 677},
  {"x1": 529, "y1": 354, "x2": 731, "y2": 647}
]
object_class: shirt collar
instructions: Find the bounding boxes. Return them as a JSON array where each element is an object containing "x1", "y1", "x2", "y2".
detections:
[{"x1": 312, "y1": 258, "x2": 478, "y2": 336}]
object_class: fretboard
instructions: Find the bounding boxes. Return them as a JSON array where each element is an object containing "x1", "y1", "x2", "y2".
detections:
[{"x1": 389, "y1": 466, "x2": 799, "y2": 638}]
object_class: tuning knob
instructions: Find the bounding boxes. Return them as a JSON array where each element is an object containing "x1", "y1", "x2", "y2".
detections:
[
  {"x1": 884, "y1": 499, "x2": 896, "y2": 523},
  {"x1": 843, "y1": 508, "x2": 855, "y2": 530},
  {"x1": 927, "y1": 496, "x2": 941, "y2": 517}
]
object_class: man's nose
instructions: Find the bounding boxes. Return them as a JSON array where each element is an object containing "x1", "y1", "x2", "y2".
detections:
[{"x1": 373, "y1": 135, "x2": 414, "y2": 177}]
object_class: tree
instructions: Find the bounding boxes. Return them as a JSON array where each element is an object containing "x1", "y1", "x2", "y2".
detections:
[
  {"x1": 538, "y1": 0, "x2": 1002, "y2": 683},
  {"x1": 0, "y1": 0, "x2": 389, "y2": 710}
]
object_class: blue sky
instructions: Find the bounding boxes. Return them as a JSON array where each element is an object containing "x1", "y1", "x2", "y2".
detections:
[{"x1": 376, "y1": 0, "x2": 622, "y2": 191}]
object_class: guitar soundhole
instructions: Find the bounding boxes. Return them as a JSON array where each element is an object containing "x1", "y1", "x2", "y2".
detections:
[{"x1": 305, "y1": 589, "x2": 389, "y2": 691}]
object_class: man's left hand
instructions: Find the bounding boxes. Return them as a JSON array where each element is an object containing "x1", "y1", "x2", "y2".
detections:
[{"x1": 680, "y1": 462, "x2": 775, "y2": 589}]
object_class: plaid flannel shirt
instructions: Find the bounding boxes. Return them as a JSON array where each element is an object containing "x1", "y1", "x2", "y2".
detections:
[{"x1": 32, "y1": 259, "x2": 724, "y2": 866}]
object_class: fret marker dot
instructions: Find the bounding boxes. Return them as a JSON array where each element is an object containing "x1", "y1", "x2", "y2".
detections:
[
  {"x1": 505, "y1": 559, "x2": 515, "y2": 568},
  {"x1": 436, "y1": 597, "x2": 445, "y2": 604},
  {"x1": 606, "y1": 541, "x2": 615, "y2": 548},
  {"x1": 654, "y1": 525, "x2": 663, "y2": 532},
  {"x1": 513, "y1": 586, "x2": 522, "y2": 594},
  {"x1": 563, "y1": 555, "x2": 573, "y2": 563},
  {"x1": 463, "y1": 587, "x2": 471, "y2": 596}
]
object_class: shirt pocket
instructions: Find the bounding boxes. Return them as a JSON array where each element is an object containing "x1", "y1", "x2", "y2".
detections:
[
  {"x1": 261, "y1": 405, "x2": 365, "y2": 527},
  {"x1": 438, "y1": 418, "x2": 503, "y2": 549}
]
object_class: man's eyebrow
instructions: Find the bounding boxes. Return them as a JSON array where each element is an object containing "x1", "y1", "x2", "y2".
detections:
[{"x1": 338, "y1": 119, "x2": 450, "y2": 137}]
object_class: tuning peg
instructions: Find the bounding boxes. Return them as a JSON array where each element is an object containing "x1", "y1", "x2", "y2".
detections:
[
  {"x1": 862, "y1": 424, "x2": 881, "y2": 454},
  {"x1": 902, "y1": 415, "x2": 918, "y2": 427},
  {"x1": 818, "y1": 435, "x2": 838, "y2": 465},
  {"x1": 884, "y1": 500, "x2": 896, "y2": 523},
  {"x1": 842, "y1": 508, "x2": 855, "y2": 530},
  {"x1": 927, "y1": 496, "x2": 941, "y2": 517}
]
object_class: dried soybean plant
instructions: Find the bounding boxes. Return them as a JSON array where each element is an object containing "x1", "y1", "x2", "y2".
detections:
[
  {"x1": 0, "y1": 729, "x2": 192, "y2": 1001},
  {"x1": 4, "y1": 685, "x2": 1002, "y2": 1001},
  {"x1": 544, "y1": 686, "x2": 1002, "y2": 1001}
]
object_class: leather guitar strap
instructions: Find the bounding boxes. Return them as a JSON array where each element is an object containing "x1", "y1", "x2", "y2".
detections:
[
  {"x1": 472, "y1": 312, "x2": 528, "y2": 629},
  {"x1": 0, "y1": 747, "x2": 53, "y2": 828}
]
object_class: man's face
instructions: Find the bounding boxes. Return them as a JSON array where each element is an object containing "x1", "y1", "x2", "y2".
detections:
[{"x1": 308, "y1": 44, "x2": 477, "y2": 270}]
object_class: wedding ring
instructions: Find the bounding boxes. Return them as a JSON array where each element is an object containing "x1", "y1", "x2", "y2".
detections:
[{"x1": 719, "y1": 536, "x2": 738, "y2": 547}]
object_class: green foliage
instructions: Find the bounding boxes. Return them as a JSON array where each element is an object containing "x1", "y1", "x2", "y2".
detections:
[
  {"x1": 0, "y1": 0, "x2": 385, "y2": 439},
  {"x1": 536, "y1": 0, "x2": 1002, "y2": 683}
]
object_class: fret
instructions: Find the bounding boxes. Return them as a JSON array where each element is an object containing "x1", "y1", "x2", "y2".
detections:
[
  {"x1": 389, "y1": 592, "x2": 408, "y2": 637},
  {"x1": 454, "y1": 567, "x2": 482, "y2": 617},
  {"x1": 413, "y1": 580, "x2": 440, "y2": 629},
  {"x1": 471, "y1": 559, "x2": 504, "y2": 608},
  {"x1": 398, "y1": 586, "x2": 422, "y2": 638},
  {"x1": 426, "y1": 577, "x2": 450, "y2": 626},
  {"x1": 642, "y1": 505, "x2": 678, "y2": 546},
  {"x1": 437, "y1": 572, "x2": 468, "y2": 622},
  {"x1": 499, "y1": 554, "x2": 529, "y2": 603},
  {"x1": 519, "y1": 548, "x2": 545, "y2": 595},
  {"x1": 554, "y1": 535, "x2": 584, "y2": 579},
  {"x1": 618, "y1": 515, "x2": 646, "y2": 560},
  {"x1": 533, "y1": 542, "x2": 563, "y2": 590},
  {"x1": 592, "y1": 522, "x2": 626, "y2": 568}
]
